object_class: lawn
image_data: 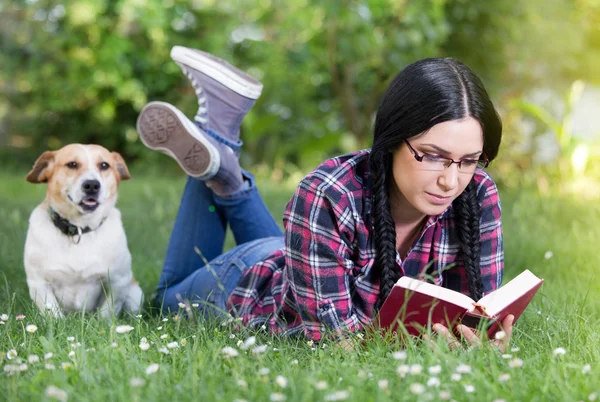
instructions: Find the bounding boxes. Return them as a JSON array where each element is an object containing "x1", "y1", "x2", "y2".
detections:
[{"x1": 0, "y1": 170, "x2": 598, "y2": 401}]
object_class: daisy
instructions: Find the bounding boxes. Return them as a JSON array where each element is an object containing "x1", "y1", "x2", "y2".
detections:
[
  {"x1": 324, "y1": 390, "x2": 350, "y2": 401},
  {"x1": 582, "y1": 364, "x2": 591, "y2": 374},
  {"x1": 396, "y1": 364, "x2": 409, "y2": 378},
  {"x1": 252, "y1": 345, "x2": 268, "y2": 355},
  {"x1": 456, "y1": 364, "x2": 471, "y2": 374},
  {"x1": 544, "y1": 251, "x2": 553, "y2": 260},
  {"x1": 510, "y1": 347, "x2": 520, "y2": 352},
  {"x1": 426, "y1": 377, "x2": 440, "y2": 387},
  {"x1": 240, "y1": 336, "x2": 256, "y2": 350},
  {"x1": 392, "y1": 350, "x2": 407, "y2": 360},
  {"x1": 15, "y1": 314, "x2": 25, "y2": 320},
  {"x1": 495, "y1": 331, "x2": 506, "y2": 341},
  {"x1": 139, "y1": 341, "x2": 150, "y2": 351},
  {"x1": 307, "y1": 340, "x2": 314, "y2": 347},
  {"x1": 439, "y1": 391, "x2": 452, "y2": 400},
  {"x1": 67, "y1": 336, "x2": 75, "y2": 342},
  {"x1": 166, "y1": 342, "x2": 179, "y2": 349},
  {"x1": 68, "y1": 351, "x2": 75, "y2": 358},
  {"x1": 45, "y1": 363, "x2": 56, "y2": 370},
  {"x1": 181, "y1": 339, "x2": 187, "y2": 346},
  {"x1": 115, "y1": 325, "x2": 134, "y2": 334},
  {"x1": 428, "y1": 365, "x2": 442, "y2": 375},
  {"x1": 145, "y1": 363, "x2": 159, "y2": 375},
  {"x1": 464, "y1": 384, "x2": 475, "y2": 393},
  {"x1": 192, "y1": 303, "x2": 199, "y2": 308},
  {"x1": 28, "y1": 355, "x2": 40, "y2": 364},
  {"x1": 498, "y1": 373, "x2": 511, "y2": 382},
  {"x1": 409, "y1": 383, "x2": 425, "y2": 395},
  {"x1": 553, "y1": 347, "x2": 566, "y2": 357},
  {"x1": 222, "y1": 346, "x2": 239, "y2": 358},
  {"x1": 26, "y1": 324, "x2": 38, "y2": 333},
  {"x1": 451, "y1": 373, "x2": 461, "y2": 381},
  {"x1": 158, "y1": 347, "x2": 170, "y2": 355},
  {"x1": 501, "y1": 354, "x2": 512, "y2": 359},
  {"x1": 61, "y1": 362, "x2": 72, "y2": 370},
  {"x1": 130, "y1": 377, "x2": 145, "y2": 387},
  {"x1": 7, "y1": 349, "x2": 18, "y2": 360},
  {"x1": 0, "y1": 314, "x2": 8, "y2": 321},
  {"x1": 409, "y1": 364, "x2": 422, "y2": 375},
  {"x1": 589, "y1": 393, "x2": 598, "y2": 401},
  {"x1": 160, "y1": 334, "x2": 168, "y2": 340},
  {"x1": 508, "y1": 358, "x2": 524, "y2": 368},
  {"x1": 315, "y1": 380, "x2": 328, "y2": 390},
  {"x1": 162, "y1": 318, "x2": 169, "y2": 322},
  {"x1": 378, "y1": 379, "x2": 388, "y2": 390},
  {"x1": 237, "y1": 379, "x2": 248, "y2": 388},
  {"x1": 269, "y1": 393, "x2": 286, "y2": 401},
  {"x1": 178, "y1": 302, "x2": 185, "y2": 308},
  {"x1": 291, "y1": 359, "x2": 299, "y2": 365},
  {"x1": 44, "y1": 352, "x2": 54, "y2": 360},
  {"x1": 157, "y1": 326, "x2": 163, "y2": 331},
  {"x1": 258, "y1": 367, "x2": 270, "y2": 376},
  {"x1": 111, "y1": 342, "x2": 118, "y2": 348},
  {"x1": 45, "y1": 385, "x2": 67, "y2": 402},
  {"x1": 276, "y1": 375, "x2": 288, "y2": 388}
]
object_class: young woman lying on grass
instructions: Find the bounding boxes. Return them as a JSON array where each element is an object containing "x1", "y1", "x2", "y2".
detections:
[{"x1": 136, "y1": 45, "x2": 513, "y2": 352}]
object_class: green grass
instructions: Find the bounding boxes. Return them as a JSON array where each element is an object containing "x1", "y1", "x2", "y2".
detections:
[{"x1": 0, "y1": 170, "x2": 598, "y2": 401}]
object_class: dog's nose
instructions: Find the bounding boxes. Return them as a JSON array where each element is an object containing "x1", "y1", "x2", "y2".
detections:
[{"x1": 82, "y1": 179, "x2": 101, "y2": 195}]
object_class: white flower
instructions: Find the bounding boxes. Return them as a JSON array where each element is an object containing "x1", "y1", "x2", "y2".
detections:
[
  {"x1": 178, "y1": 302, "x2": 185, "y2": 308},
  {"x1": 269, "y1": 392, "x2": 286, "y2": 401},
  {"x1": 229, "y1": 334, "x2": 236, "y2": 339},
  {"x1": 396, "y1": 364, "x2": 409, "y2": 378},
  {"x1": 44, "y1": 352, "x2": 53, "y2": 360},
  {"x1": 495, "y1": 331, "x2": 506, "y2": 340},
  {"x1": 509, "y1": 358, "x2": 524, "y2": 368},
  {"x1": 45, "y1": 363, "x2": 56, "y2": 370},
  {"x1": 324, "y1": 390, "x2": 350, "y2": 401},
  {"x1": 291, "y1": 359, "x2": 299, "y2": 365},
  {"x1": 166, "y1": 342, "x2": 179, "y2": 349},
  {"x1": 145, "y1": 363, "x2": 159, "y2": 375},
  {"x1": 377, "y1": 379, "x2": 388, "y2": 389},
  {"x1": 160, "y1": 334, "x2": 168, "y2": 340},
  {"x1": 392, "y1": 350, "x2": 407, "y2": 360},
  {"x1": 162, "y1": 318, "x2": 169, "y2": 322},
  {"x1": 157, "y1": 326, "x2": 163, "y2": 331},
  {"x1": 544, "y1": 251, "x2": 553, "y2": 260},
  {"x1": 3, "y1": 364, "x2": 28, "y2": 373},
  {"x1": 252, "y1": 345, "x2": 268, "y2": 355},
  {"x1": 589, "y1": 392, "x2": 598, "y2": 401},
  {"x1": 409, "y1": 383, "x2": 425, "y2": 395},
  {"x1": 67, "y1": 336, "x2": 75, "y2": 342},
  {"x1": 136, "y1": 314, "x2": 142, "y2": 319},
  {"x1": 158, "y1": 347, "x2": 170, "y2": 355},
  {"x1": 15, "y1": 314, "x2": 25, "y2": 320},
  {"x1": 26, "y1": 324, "x2": 38, "y2": 333},
  {"x1": 428, "y1": 365, "x2": 442, "y2": 375},
  {"x1": 222, "y1": 346, "x2": 239, "y2": 358},
  {"x1": 240, "y1": 336, "x2": 256, "y2": 350},
  {"x1": 68, "y1": 351, "x2": 75, "y2": 358},
  {"x1": 115, "y1": 325, "x2": 134, "y2": 334},
  {"x1": 258, "y1": 367, "x2": 270, "y2": 376},
  {"x1": 7, "y1": 349, "x2": 18, "y2": 360},
  {"x1": 315, "y1": 380, "x2": 328, "y2": 390},
  {"x1": 307, "y1": 340, "x2": 314, "y2": 347},
  {"x1": 45, "y1": 385, "x2": 68, "y2": 402},
  {"x1": 61, "y1": 362, "x2": 72, "y2": 370},
  {"x1": 451, "y1": 373, "x2": 462, "y2": 381},
  {"x1": 276, "y1": 375, "x2": 288, "y2": 388},
  {"x1": 139, "y1": 341, "x2": 150, "y2": 351},
  {"x1": 111, "y1": 342, "x2": 118, "y2": 348},
  {"x1": 464, "y1": 384, "x2": 475, "y2": 393},
  {"x1": 237, "y1": 379, "x2": 248, "y2": 388},
  {"x1": 498, "y1": 373, "x2": 511, "y2": 382},
  {"x1": 426, "y1": 377, "x2": 440, "y2": 387},
  {"x1": 456, "y1": 364, "x2": 471, "y2": 374},
  {"x1": 582, "y1": 364, "x2": 591, "y2": 374},
  {"x1": 439, "y1": 391, "x2": 452, "y2": 400},
  {"x1": 409, "y1": 364, "x2": 422, "y2": 375},
  {"x1": 511, "y1": 347, "x2": 520, "y2": 352},
  {"x1": 501, "y1": 354, "x2": 512, "y2": 359},
  {"x1": 181, "y1": 339, "x2": 187, "y2": 346},
  {"x1": 28, "y1": 355, "x2": 40, "y2": 364},
  {"x1": 192, "y1": 303, "x2": 199, "y2": 308},
  {"x1": 0, "y1": 314, "x2": 8, "y2": 321},
  {"x1": 130, "y1": 377, "x2": 145, "y2": 387},
  {"x1": 553, "y1": 347, "x2": 567, "y2": 357}
]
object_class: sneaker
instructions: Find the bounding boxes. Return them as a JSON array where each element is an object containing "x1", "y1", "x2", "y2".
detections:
[
  {"x1": 170, "y1": 46, "x2": 263, "y2": 149},
  {"x1": 136, "y1": 101, "x2": 220, "y2": 179}
]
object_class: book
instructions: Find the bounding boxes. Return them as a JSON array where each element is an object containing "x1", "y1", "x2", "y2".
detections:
[{"x1": 376, "y1": 270, "x2": 544, "y2": 338}]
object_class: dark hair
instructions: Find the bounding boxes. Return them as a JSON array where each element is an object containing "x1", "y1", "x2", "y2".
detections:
[{"x1": 371, "y1": 58, "x2": 502, "y2": 310}]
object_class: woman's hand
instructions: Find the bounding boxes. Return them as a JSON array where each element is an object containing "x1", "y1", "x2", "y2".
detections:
[{"x1": 425, "y1": 314, "x2": 515, "y2": 353}]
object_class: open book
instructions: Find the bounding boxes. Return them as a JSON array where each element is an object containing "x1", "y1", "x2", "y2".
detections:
[{"x1": 376, "y1": 270, "x2": 544, "y2": 338}]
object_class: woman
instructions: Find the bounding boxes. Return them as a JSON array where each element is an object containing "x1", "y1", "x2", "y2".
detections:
[{"x1": 136, "y1": 45, "x2": 513, "y2": 351}]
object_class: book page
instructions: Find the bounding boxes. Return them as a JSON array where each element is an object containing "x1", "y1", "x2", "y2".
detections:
[
  {"x1": 397, "y1": 276, "x2": 476, "y2": 311},
  {"x1": 478, "y1": 270, "x2": 542, "y2": 316}
]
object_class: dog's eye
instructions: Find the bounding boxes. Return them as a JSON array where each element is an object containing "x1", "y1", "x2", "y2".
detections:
[
  {"x1": 66, "y1": 161, "x2": 78, "y2": 169},
  {"x1": 99, "y1": 162, "x2": 110, "y2": 171}
]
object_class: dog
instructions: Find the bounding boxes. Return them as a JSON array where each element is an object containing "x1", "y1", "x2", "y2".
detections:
[{"x1": 23, "y1": 144, "x2": 143, "y2": 318}]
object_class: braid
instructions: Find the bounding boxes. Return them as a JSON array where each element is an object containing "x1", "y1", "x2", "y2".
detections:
[
  {"x1": 370, "y1": 151, "x2": 399, "y2": 311},
  {"x1": 454, "y1": 180, "x2": 484, "y2": 300}
]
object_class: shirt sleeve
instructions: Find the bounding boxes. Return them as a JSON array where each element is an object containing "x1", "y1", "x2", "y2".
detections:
[
  {"x1": 283, "y1": 175, "x2": 363, "y2": 341},
  {"x1": 477, "y1": 173, "x2": 504, "y2": 295}
]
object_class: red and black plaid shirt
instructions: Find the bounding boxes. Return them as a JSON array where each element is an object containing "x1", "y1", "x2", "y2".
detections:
[{"x1": 228, "y1": 150, "x2": 504, "y2": 340}]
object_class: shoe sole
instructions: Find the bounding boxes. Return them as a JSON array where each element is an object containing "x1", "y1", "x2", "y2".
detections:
[
  {"x1": 171, "y1": 46, "x2": 263, "y2": 100},
  {"x1": 136, "y1": 102, "x2": 220, "y2": 178}
]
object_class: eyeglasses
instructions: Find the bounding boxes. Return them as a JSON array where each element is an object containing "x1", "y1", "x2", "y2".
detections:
[{"x1": 404, "y1": 140, "x2": 489, "y2": 174}]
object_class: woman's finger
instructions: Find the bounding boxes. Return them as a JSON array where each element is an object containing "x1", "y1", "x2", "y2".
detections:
[
  {"x1": 432, "y1": 324, "x2": 462, "y2": 350},
  {"x1": 493, "y1": 314, "x2": 515, "y2": 353},
  {"x1": 456, "y1": 325, "x2": 482, "y2": 348}
]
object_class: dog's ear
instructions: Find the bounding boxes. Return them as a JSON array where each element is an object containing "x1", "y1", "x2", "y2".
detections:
[
  {"x1": 26, "y1": 151, "x2": 56, "y2": 184},
  {"x1": 111, "y1": 152, "x2": 131, "y2": 181}
]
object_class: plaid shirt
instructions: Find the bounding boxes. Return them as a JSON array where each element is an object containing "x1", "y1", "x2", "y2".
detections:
[{"x1": 228, "y1": 150, "x2": 504, "y2": 340}]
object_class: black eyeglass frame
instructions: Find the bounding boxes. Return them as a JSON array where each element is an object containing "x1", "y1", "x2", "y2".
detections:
[{"x1": 404, "y1": 140, "x2": 489, "y2": 171}]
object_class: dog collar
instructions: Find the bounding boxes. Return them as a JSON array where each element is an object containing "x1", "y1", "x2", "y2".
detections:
[{"x1": 49, "y1": 207, "x2": 105, "y2": 244}]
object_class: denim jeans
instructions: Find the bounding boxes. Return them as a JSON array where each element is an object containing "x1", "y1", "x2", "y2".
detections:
[{"x1": 156, "y1": 170, "x2": 284, "y2": 314}]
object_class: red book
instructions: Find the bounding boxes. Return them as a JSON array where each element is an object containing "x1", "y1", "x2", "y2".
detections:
[{"x1": 376, "y1": 270, "x2": 544, "y2": 338}]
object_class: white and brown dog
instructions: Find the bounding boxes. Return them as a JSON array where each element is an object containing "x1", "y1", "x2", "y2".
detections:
[{"x1": 24, "y1": 144, "x2": 143, "y2": 318}]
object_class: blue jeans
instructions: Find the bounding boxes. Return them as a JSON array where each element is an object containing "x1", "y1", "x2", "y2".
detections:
[{"x1": 156, "y1": 170, "x2": 284, "y2": 314}]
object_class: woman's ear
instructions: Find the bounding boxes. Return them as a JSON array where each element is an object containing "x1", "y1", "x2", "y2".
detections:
[
  {"x1": 26, "y1": 151, "x2": 56, "y2": 183},
  {"x1": 111, "y1": 152, "x2": 131, "y2": 181}
]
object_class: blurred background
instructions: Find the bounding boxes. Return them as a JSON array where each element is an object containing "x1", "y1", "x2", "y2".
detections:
[{"x1": 1, "y1": 0, "x2": 599, "y2": 194}]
